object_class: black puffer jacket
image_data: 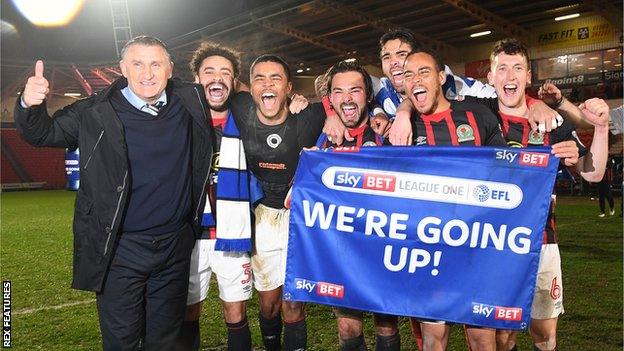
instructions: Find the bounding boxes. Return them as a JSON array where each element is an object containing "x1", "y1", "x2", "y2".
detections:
[{"x1": 14, "y1": 77, "x2": 212, "y2": 292}]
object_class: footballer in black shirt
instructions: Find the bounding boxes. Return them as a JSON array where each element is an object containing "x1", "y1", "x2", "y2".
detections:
[{"x1": 228, "y1": 54, "x2": 339, "y2": 351}]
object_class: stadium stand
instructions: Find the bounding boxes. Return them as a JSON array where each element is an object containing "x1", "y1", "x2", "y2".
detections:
[{"x1": 1, "y1": 125, "x2": 65, "y2": 190}]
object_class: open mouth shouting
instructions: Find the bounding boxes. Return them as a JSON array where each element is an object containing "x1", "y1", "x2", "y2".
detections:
[
  {"x1": 412, "y1": 87, "x2": 427, "y2": 105},
  {"x1": 503, "y1": 83, "x2": 518, "y2": 97},
  {"x1": 206, "y1": 82, "x2": 228, "y2": 103},
  {"x1": 390, "y1": 68, "x2": 404, "y2": 87},
  {"x1": 340, "y1": 102, "x2": 359, "y2": 125},
  {"x1": 261, "y1": 91, "x2": 278, "y2": 110}
]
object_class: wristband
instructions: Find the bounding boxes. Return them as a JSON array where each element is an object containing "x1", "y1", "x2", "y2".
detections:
[{"x1": 554, "y1": 96, "x2": 565, "y2": 109}]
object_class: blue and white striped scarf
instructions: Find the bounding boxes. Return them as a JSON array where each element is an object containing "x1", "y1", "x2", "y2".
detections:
[{"x1": 202, "y1": 111, "x2": 263, "y2": 252}]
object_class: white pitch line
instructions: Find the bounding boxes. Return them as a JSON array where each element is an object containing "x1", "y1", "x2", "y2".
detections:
[{"x1": 14, "y1": 299, "x2": 96, "y2": 316}]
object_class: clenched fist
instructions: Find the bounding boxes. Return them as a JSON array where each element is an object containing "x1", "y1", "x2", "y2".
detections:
[
  {"x1": 22, "y1": 60, "x2": 49, "y2": 108},
  {"x1": 579, "y1": 98, "x2": 609, "y2": 127}
]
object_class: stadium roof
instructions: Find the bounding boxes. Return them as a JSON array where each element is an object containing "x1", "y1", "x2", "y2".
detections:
[{"x1": 1, "y1": 0, "x2": 622, "y2": 99}]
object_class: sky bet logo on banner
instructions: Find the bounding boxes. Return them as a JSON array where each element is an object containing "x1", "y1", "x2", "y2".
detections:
[
  {"x1": 323, "y1": 166, "x2": 522, "y2": 209},
  {"x1": 333, "y1": 170, "x2": 396, "y2": 192},
  {"x1": 294, "y1": 278, "x2": 345, "y2": 298},
  {"x1": 496, "y1": 149, "x2": 550, "y2": 167},
  {"x1": 284, "y1": 146, "x2": 558, "y2": 330}
]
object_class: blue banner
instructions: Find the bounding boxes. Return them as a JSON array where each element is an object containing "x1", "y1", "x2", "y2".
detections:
[{"x1": 284, "y1": 146, "x2": 559, "y2": 330}]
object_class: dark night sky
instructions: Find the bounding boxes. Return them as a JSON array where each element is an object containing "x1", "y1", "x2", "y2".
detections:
[{"x1": 1, "y1": 0, "x2": 266, "y2": 63}]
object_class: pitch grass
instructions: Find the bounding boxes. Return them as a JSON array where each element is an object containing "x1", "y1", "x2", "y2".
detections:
[{"x1": 1, "y1": 190, "x2": 621, "y2": 350}]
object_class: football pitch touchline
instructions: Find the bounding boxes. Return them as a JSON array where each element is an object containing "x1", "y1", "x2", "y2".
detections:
[{"x1": 14, "y1": 299, "x2": 96, "y2": 316}]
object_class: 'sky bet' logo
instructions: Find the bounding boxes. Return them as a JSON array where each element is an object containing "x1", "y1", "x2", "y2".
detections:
[
  {"x1": 334, "y1": 171, "x2": 396, "y2": 192},
  {"x1": 519, "y1": 151, "x2": 549, "y2": 167},
  {"x1": 472, "y1": 303, "x2": 522, "y2": 321},
  {"x1": 295, "y1": 278, "x2": 345, "y2": 299},
  {"x1": 495, "y1": 149, "x2": 550, "y2": 168}
]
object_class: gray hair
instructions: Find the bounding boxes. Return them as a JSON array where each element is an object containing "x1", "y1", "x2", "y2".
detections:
[{"x1": 120, "y1": 35, "x2": 171, "y2": 61}]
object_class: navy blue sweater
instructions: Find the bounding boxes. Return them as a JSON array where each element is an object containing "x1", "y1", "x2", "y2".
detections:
[{"x1": 111, "y1": 88, "x2": 192, "y2": 235}]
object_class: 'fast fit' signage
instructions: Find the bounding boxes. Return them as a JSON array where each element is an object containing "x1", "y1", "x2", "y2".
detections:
[{"x1": 533, "y1": 16, "x2": 614, "y2": 49}]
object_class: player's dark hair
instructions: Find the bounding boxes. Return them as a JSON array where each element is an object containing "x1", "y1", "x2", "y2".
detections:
[
  {"x1": 490, "y1": 38, "x2": 530, "y2": 64},
  {"x1": 121, "y1": 35, "x2": 170, "y2": 61},
  {"x1": 325, "y1": 60, "x2": 373, "y2": 103},
  {"x1": 405, "y1": 48, "x2": 445, "y2": 73},
  {"x1": 379, "y1": 28, "x2": 419, "y2": 56},
  {"x1": 250, "y1": 54, "x2": 291, "y2": 81},
  {"x1": 189, "y1": 41, "x2": 241, "y2": 78}
]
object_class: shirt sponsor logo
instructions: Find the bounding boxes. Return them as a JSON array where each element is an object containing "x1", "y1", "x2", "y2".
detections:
[
  {"x1": 266, "y1": 133, "x2": 282, "y2": 148},
  {"x1": 259, "y1": 162, "x2": 286, "y2": 170}
]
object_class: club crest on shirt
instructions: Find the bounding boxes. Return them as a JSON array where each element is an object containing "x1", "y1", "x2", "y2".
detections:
[
  {"x1": 266, "y1": 133, "x2": 282, "y2": 148},
  {"x1": 528, "y1": 130, "x2": 545, "y2": 145},
  {"x1": 415, "y1": 136, "x2": 428, "y2": 146},
  {"x1": 456, "y1": 124, "x2": 475, "y2": 142}
]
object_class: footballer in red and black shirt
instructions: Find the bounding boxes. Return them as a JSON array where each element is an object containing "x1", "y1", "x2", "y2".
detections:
[
  {"x1": 403, "y1": 51, "x2": 506, "y2": 148},
  {"x1": 319, "y1": 60, "x2": 399, "y2": 351},
  {"x1": 402, "y1": 48, "x2": 504, "y2": 350},
  {"x1": 486, "y1": 38, "x2": 609, "y2": 351}
]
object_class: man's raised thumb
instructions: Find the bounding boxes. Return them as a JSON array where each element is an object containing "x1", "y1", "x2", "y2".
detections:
[{"x1": 34, "y1": 60, "x2": 44, "y2": 78}]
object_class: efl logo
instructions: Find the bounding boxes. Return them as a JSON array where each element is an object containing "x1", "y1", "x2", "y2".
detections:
[
  {"x1": 316, "y1": 282, "x2": 345, "y2": 299},
  {"x1": 519, "y1": 151, "x2": 549, "y2": 167},
  {"x1": 494, "y1": 307, "x2": 522, "y2": 321},
  {"x1": 334, "y1": 171, "x2": 395, "y2": 192}
]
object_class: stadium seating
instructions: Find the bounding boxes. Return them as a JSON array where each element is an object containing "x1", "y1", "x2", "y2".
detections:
[{"x1": 1, "y1": 127, "x2": 65, "y2": 190}]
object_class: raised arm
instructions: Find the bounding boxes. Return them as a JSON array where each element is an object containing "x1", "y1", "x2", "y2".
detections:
[
  {"x1": 577, "y1": 98, "x2": 610, "y2": 182},
  {"x1": 14, "y1": 60, "x2": 80, "y2": 148},
  {"x1": 538, "y1": 83, "x2": 609, "y2": 129}
]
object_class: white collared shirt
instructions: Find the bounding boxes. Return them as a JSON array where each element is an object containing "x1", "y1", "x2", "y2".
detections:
[{"x1": 121, "y1": 86, "x2": 167, "y2": 116}]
